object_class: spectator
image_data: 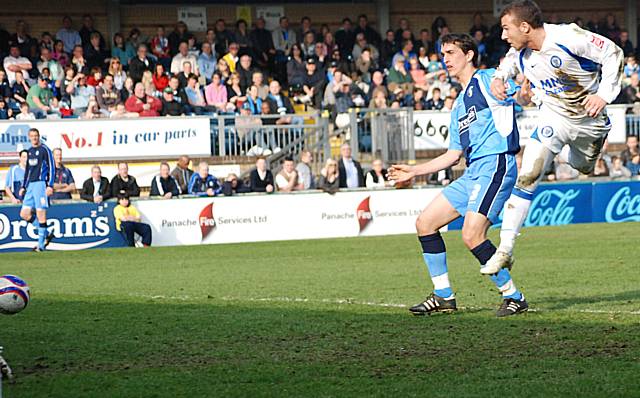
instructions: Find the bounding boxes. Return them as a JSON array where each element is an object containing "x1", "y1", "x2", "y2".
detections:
[
  {"x1": 152, "y1": 63, "x2": 169, "y2": 92},
  {"x1": 338, "y1": 143, "x2": 364, "y2": 188},
  {"x1": 249, "y1": 157, "x2": 275, "y2": 193},
  {"x1": 627, "y1": 154, "x2": 640, "y2": 175},
  {"x1": 266, "y1": 79, "x2": 295, "y2": 115},
  {"x1": 617, "y1": 30, "x2": 634, "y2": 57},
  {"x1": 171, "y1": 155, "x2": 194, "y2": 193},
  {"x1": 67, "y1": 73, "x2": 95, "y2": 113},
  {"x1": 366, "y1": 159, "x2": 392, "y2": 188},
  {"x1": 226, "y1": 72, "x2": 246, "y2": 109},
  {"x1": 111, "y1": 162, "x2": 141, "y2": 197},
  {"x1": 222, "y1": 42, "x2": 240, "y2": 73},
  {"x1": 380, "y1": 29, "x2": 398, "y2": 69},
  {"x1": 318, "y1": 158, "x2": 340, "y2": 194},
  {"x1": 296, "y1": 16, "x2": 315, "y2": 47},
  {"x1": 301, "y1": 31, "x2": 317, "y2": 58},
  {"x1": 590, "y1": 157, "x2": 610, "y2": 177},
  {"x1": 127, "y1": 28, "x2": 146, "y2": 51},
  {"x1": 107, "y1": 57, "x2": 127, "y2": 90},
  {"x1": 83, "y1": 96, "x2": 103, "y2": 119},
  {"x1": 0, "y1": 99, "x2": 12, "y2": 120},
  {"x1": 15, "y1": 101, "x2": 35, "y2": 120},
  {"x1": 395, "y1": 18, "x2": 414, "y2": 48},
  {"x1": 95, "y1": 73, "x2": 122, "y2": 115},
  {"x1": 417, "y1": 29, "x2": 433, "y2": 56},
  {"x1": 129, "y1": 44, "x2": 152, "y2": 83},
  {"x1": 188, "y1": 161, "x2": 222, "y2": 196},
  {"x1": 56, "y1": 16, "x2": 81, "y2": 53},
  {"x1": 355, "y1": 48, "x2": 376, "y2": 83},
  {"x1": 610, "y1": 156, "x2": 632, "y2": 178},
  {"x1": 354, "y1": 14, "x2": 381, "y2": 48},
  {"x1": 275, "y1": 156, "x2": 302, "y2": 192},
  {"x1": 387, "y1": 55, "x2": 413, "y2": 93},
  {"x1": 236, "y1": 54, "x2": 255, "y2": 92},
  {"x1": 301, "y1": 57, "x2": 325, "y2": 107},
  {"x1": 620, "y1": 135, "x2": 639, "y2": 164},
  {"x1": 85, "y1": 32, "x2": 108, "y2": 71},
  {"x1": 472, "y1": 30, "x2": 488, "y2": 64},
  {"x1": 111, "y1": 33, "x2": 135, "y2": 67},
  {"x1": 175, "y1": 60, "x2": 194, "y2": 88},
  {"x1": 86, "y1": 67, "x2": 103, "y2": 87},
  {"x1": 295, "y1": 150, "x2": 315, "y2": 189},
  {"x1": 4, "y1": 150, "x2": 27, "y2": 204},
  {"x1": 442, "y1": 96, "x2": 455, "y2": 111},
  {"x1": 198, "y1": 42, "x2": 217, "y2": 83},
  {"x1": 426, "y1": 52, "x2": 442, "y2": 73},
  {"x1": 3, "y1": 45, "x2": 32, "y2": 85},
  {"x1": 171, "y1": 41, "x2": 198, "y2": 76},
  {"x1": 272, "y1": 16, "x2": 297, "y2": 59},
  {"x1": 322, "y1": 30, "x2": 339, "y2": 57},
  {"x1": 150, "y1": 26, "x2": 171, "y2": 68},
  {"x1": 37, "y1": 47, "x2": 63, "y2": 82},
  {"x1": 27, "y1": 75, "x2": 54, "y2": 118},
  {"x1": 113, "y1": 193, "x2": 152, "y2": 247},
  {"x1": 352, "y1": 34, "x2": 379, "y2": 63},
  {"x1": 623, "y1": 56, "x2": 639, "y2": 79},
  {"x1": 70, "y1": 45, "x2": 89, "y2": 75},
  {"x1": 80, "y1": 165, "x2": 111, "y2": 203},
  {"x1": 243, "y1": 85, "x2": 263, "y2": 114},
  {"x1": 335, "y1": 18, "x2": 356, "y2": 58},
  {"x1": 10, "y1": 20, "x2": 36, "y2": 56},
  {"x1": 235, "y1": 19, "x2": 252, "y2": 54},
  {"x1": 431, "y1": 71, "x2": 451, "y2": 97},
  {"x1": 168, "y1": 21, "x2": 193, "y2": 57},
  {"x1": 121, "y1": 76, "x2": 135, "y2": 102},
  {"x1": 408, "y1": 56, "x2": 428, "y2": 90},
  {"x1": 51, "y1": 148, "x2": 76, "y2": 200},
  {"x1": 185, "y1": 74, "x2": 215, "y2": 114},
  {"x1": 214, "y1": 19, "x2": 234, "y2": 55},
  {"x1": 250, "y1": 17, "x2": 275, "y2": 70},
  {"x1": 425, "y1": 87, "x2": 444, "y2": 110},
  {"x1": 167, "y1": 76, "x2": 189, "y2": 110},
  {"x1": 125, "y1": 82, "x2": 161, "y2": 117},
  {"x1": 11, "y1": 70, "x2": 30, "y2": 103},
  {"x1": 600, "y1": 13, "x2": 621, "y2": 42},
  {"x1": 217, "y1": 58, "x2": 231, "y2": 82},
  {"x1": 79, "y1": 14, "x2": 105, "y2": 50},
  {"x1": 287, "y1": 43, "x2": 306, "y2": 87},
  {"x1": 204, "y1": 71, "x2": 229, "y2": 111},
  {"x1": 469, "y1": 12, "x2": 489, "y2": 37},
  {"x1": 52, "y1": 39, "x2": 70, "y2": 68},
  {"x1": 160, "y1": 87, "x2": 184, "y2": 116},
  {"x1": 407, "y1": 87, "x2": 427, "y2": 110},
  {"x1": 252, "y1": 71, "x2": 269, "y2": 100},
  {"x1": 150, "y1": 162, "x2": 180, "y2": 198},
  {"x1": 392, "y1": 39, "x2": 417, "y2": 71},
  {"x1": 222, "y1": 173, "x2": 250, "y2": 196}
]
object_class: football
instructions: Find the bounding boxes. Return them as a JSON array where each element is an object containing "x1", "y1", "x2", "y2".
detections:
[{"x1": 0, "y1": 275, "x2": 30, "y2": 315}]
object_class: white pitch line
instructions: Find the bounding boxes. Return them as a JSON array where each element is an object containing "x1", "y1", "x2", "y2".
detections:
[{"x1": 130, "y1": 294, "x2": 640, "y2": 315}]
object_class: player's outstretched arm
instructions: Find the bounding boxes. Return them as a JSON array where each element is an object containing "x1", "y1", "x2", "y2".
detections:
[{"x1": 389, "y1": 150, "x2": 463, "y2": 183}]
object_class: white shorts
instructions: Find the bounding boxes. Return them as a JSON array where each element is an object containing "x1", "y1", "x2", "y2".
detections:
[{"x1": 532, "y1": 106, "x2": 611, "y2": 174}]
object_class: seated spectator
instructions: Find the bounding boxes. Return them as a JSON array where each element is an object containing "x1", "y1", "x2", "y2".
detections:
[
  {"x1": 166, "y1": 76, "x2": 189, "y2": 108},
  {"x1": 222, "y1": 173, "x2": 250, "y2": 196},
  {"x1": 171, "y1": 155, "x2": 194, "y2": 193},
  {"x1": 318, "y1": 158, "x2": 340, "y2": 194},
  {"x1": 171, "y1": 41, "x2": 198, "y2": 76},
  {"x1": 426, "y1": 52, "x2": 442, "y2": 73},
  {"x1": 80, "y1": 165, "x2": 111, "y2": 203},
  {"x1": 37, "y1": 47, "x2": 63, "y2": 82},
  {"x1": 287, "y1": 43, "x2": 306, "y2": 87},
  {"x1": 176, "y1": 61, "x2": 194, "y2": 88},
  {"x1": 352, "y1": 34, "x2": 379, "y2": 64},
  {"x1": 355, "y1": 48, "x2": 376, "y2": 83},
  {"x1": 338, "y1": 143, "x2": 364, "y2": 188},
  {"x1": 431, "y1": 71, "x2": 451, "y2": 98},
  {"x1": 296, "y1": 150, "x2": 315, "y2": 189},
  {"x1": 188, "y1": 161, "x2": 222, "y2": 196},
  {"x1": 198, "y1": 42, "x2": 217, "y2": 83},
  {"x1": 150, "y1": 162, "x2": 181, "y2": 198},
  {"x1": 70, "y1": 45, "x2": 90, "y2": 75},
  {"x1": 11, "y1": 70, "x2": 30, "y2": 105},
  {"x1": 161, "y1": 87, "x2": 184, "y2": 116},
  {"x1": 392, "y1": 39, "x2": 416, "y2": 70},
  {"x1": 620, "y1": 135, "x2": 639, "y2": 164},
  {"x1": 243, "y1": 85, "x2": 263, "y2": 115},
  {"x1": 51, "y1": 148, "x2": 76, "y2": 200},
  {"x1": 627, "y1": 154, "x2": 640, "y2": 175},
  {"x1": 52, "y1": 40, "x2": 71, "y2": 68},
  {"x1": 301, "y1": 57, "x2": 325, "y2": 107},
  {"x1": 152, "y1": 64, "x2": 169, "y2": 92},
  {"x1": 617, "y1": 29, "x2": 634, "y2": 57},
  {"x1": 27, "y1": 75, "x2": 55, "y2": 118},
  {"x1": 111, "y1": 162, "x2": 141, "y2": 197},
  {"x1": 590, "y1": 157, "x2": 610, "y2": 177},
  {"x1": 114, "y1": 193, "x2": 152, "y2": 247},
  {"x1": 67, "y1": 73, "x2": 95, "y2": 113},
  {"x1": 150, "y1": 26, "x2": 171, "y2": 68},
  {"x1": 85, "y1": 32, "x2": 108, "y2": 70},
  {"x1": 388, "y1": 56, "x2": 413, "y2": 93},
  {"x1": 109, "y1": 103, "x2": 138, "y2": 118},
  {"x1": 442, "y1": 96, "x2": 455, "y2": 111},
  {"x1": 129, "y1": 44, "x2": 152, "y2": 83},
  {"x1": 205, "y1": 72, "x2": 229, "y2": 111},
  {"x1": 409, "y1": 57, "x2": 428, "y2": 90},
  {"x1": 425, "y1": 87, "x2": 444, "y2": 110},
  {"x1": 266, "y1": 80, "x2": 294, "y2": 115},
  {"x1": 86, "y1": 67, "x2": 103, "y2": 87},
  {"x1": 15, "y1": 102, "x2": 36, "y2": 120},
  {"x1": 276, "y1": 156, "x2": 303, "y2": 192},
  {"x1": 365, "y1": 159, "x2": 392, "y2": 188},
  {"x1": 0, "y1": 99, "x2": 13, "y2": 120},
  {"x1": 95, "y1": 74, "x2": 122, "y2": 115},
  {"x1": 0, "y1": 70, "x2": 11, "y2": 103},
  {"x1": 185, "y1": 74, "x2": 214, "y2": 114},
  {"x1": 83, "y1": 96, "x2": 103, "y2": 119},
  {"x1": 112, "y1": 32, "x2": 136, "y2": 68},
  {"x1": 252, "y1": 72, "x2": 269, "y2": 100},
  {"x1": 623, "y1": 56, "x2": 639, "y2": 80},
  {"x1": 217, "y1": 58, "x2": 231, "y2": 82},
  {"x1": 236, "y1": 54, "x2": 254, "y2": 93},
  {"x1": 226, "y1": 72, "x2": 246, "y2": 110},
  {"x1": 4, "y1": 150, "x2": 27, "y2": 204},
  {"x1": 222, "y1": 42, "x2": 240, "y2": 73},
  {"x1": 249, "y1": 157, "x2": 275, "y2": 193},
  {"x1": 408, "y1": 88, "x2": 427, "y2": 110},
  {"x1": 610, "y1": 156, "x2": 632, "y2": 178},
  {"x1": 380, "y1": 29, "x2": 398, "y2": 69},
  {"x1": 125, "y1": 82, "x2": 161, "y2": 116}
]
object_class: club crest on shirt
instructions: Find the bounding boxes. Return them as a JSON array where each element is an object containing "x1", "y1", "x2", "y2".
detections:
[
  {"x1": 541, "y1": 126, "x2": 554, "y2": 138},
  {"x1": 550, "y1": 56, "x2": 562, "y2": 68}
]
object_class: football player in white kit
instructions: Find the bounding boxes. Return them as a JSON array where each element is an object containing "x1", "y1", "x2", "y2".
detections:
[{"x1": 481, "y1": 0, "x2": 624, "y2": 274}]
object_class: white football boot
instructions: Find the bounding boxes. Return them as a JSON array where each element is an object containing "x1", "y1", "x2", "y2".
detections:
[{"x1": 481, "y1": 250, "x2": 514, "y2": 275}]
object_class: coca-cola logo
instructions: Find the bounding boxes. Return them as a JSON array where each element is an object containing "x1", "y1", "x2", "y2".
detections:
[
  {"x1": 357, "y1": 196, "x2": 373, "y2": 233},
  {"x1": 526, "y1": 189, "x2": 579, "y2": 226},
  {"x1": 605, "y1": 187, "x2": 640, "y2": 222},
  {"x1": 199, "y1": 203, "x2": 216, "y2": 241}
]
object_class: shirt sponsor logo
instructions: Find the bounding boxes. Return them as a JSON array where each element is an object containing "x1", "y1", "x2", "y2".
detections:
[
  {"x1": 458, "y1": 106, "x2": 477, "y2": 134},
  {"x1": 589, "y1": 35, "x2": 605, "y2": 49}
]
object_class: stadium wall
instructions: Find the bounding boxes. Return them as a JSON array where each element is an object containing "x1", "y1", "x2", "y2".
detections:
[{"x1": 1, "y1": 180, "x2": 639, "y2": 252}]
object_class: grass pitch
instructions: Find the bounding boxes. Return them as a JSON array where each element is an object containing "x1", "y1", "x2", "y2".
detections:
[{"x1": 1, "y1": 223, "x2": 639, "y2": 397}]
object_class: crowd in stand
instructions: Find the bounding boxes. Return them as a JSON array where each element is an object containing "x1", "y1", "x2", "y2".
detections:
[{"x1": 1, "y1": 11, "x2": 637, "y2": 122}]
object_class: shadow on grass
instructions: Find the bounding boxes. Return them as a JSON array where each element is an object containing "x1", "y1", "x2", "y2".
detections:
[
  {"x1": 534, "y1": 290, "x2": 640, "y2": 310},
  {"x1": 2, "y1": 298, "x2": 639, "y2": 398}
]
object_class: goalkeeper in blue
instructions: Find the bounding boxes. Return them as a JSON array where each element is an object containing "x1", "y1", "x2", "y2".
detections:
[
  {"x1": 18, "y1": 128, "x2": 55, "y2": 252},
  {"x1": 389, "y1": 34, "x2": 527, "y2": 317}
]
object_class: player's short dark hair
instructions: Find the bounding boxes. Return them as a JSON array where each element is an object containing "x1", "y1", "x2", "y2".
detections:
[
  {"x1": 440, "y1": 33, "x2": 479, "y2": 67},
  {"x1": 500, "y1": 0, "x2": 544, "y2": 29}
]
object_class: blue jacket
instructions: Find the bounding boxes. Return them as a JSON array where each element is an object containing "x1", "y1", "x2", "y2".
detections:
[{"x1": 188, "y1": 173, "x2": 222, "y2": 196}]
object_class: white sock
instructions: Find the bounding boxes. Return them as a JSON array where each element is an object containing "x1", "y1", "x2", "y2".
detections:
[{"x1": 498, "y1": 194, "x2": 532, "y2": 255}]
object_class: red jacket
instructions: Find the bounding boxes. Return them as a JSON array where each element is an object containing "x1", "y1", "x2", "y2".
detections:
[
  {"x1": 153, "y1": 73, "x2": 169, "y2": 91},
  {"x1": 125, "y1": 95, "x2": 162, "y2": 117}
]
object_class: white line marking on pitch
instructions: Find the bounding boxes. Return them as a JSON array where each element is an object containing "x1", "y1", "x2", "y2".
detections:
[{"x1": 131, "y1": 294, "x2": 640, "y2": 315}]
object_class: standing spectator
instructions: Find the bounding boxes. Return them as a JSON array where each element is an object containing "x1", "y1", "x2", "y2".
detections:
[
  {"x1": 365, "y1": 159, "x2": 392, "y2": 188},
  {"x1": 198, "y1": 42, "x2": 217, "y2": 83},
  {"x1": 129, "y1": 44, "x2": 152, "y2": 83},
  {"x1": 620, "y1": 135, "x2": 640, "y2": 164},
  {"x1": 79, "y1": 14, "x2": 105, "y2": 49},
  {"x1": 4, "y1": 150, "x2": 27, "y2": 204},
  {"x1": 84, "y1": 32, "x2": 108, "y2": 71},
  {"x1": 70, "y1": 45, "x2": 89, "y2": 75},
  {"x1": 354, "y1": 14, "x2": 381, "y2": 48},
  {"x1": 112, "y1": 33, "x2": 135, "y2": 67},
  {"x1": 250, "y1": 17, "x2": 275, "y2": 70},
  {"x1": 10, "y1": 20, "x2": 36, "y2": 57},
  {"x1": 296, "y1": 17, "x2": 315, "y2": 46},
  {"x1": 296, "y1": 150, "x2": 315, "y2": 189},
  {"x1": 171, "y1": 41, "x2": 198, "y2": 76},
  {"x1": 222, "y1": 42, "x2": 240, "y2": 73},
  {"x1": 469, "y1": 12, "x2": 489, "y2": 37},
  {"x1": 235, "y1": 19, "x2": 252, "y2": 55},
  {"x1": 276, "y1": 156, "x2": 303, "y2": 192},
  {"x1": 272, "y1": 17, "x2": 296, "y2": 59},
  {"x1": 188, "y1": 161, "x2": 222, "y2": 196},
  {"x1": 111, "y1": 162, "x2": 141, "y2": 197},
  {"x1": 113, "y1": 193, "x2": 152, "y2": 247},
  {"x1": 249, "y1": 157, "x2": 275, "y2": 193},
  {"x1": 80, "y1": 165, "x2": 111, "y2": 203},
  {"x1": 150, "y1": 162, "x2": 180, "y2": 198},
  {"x1": 96, "y1": 73, "x2": 122, "y2": 115},
  {"x1": 318, "y1": 158, "x2": 340, "y2": 194},
  {"x1": 51, "y1": 148, "x2": 75, "y2": 200},
  {"x1": 380, "y1": 30, "x2": 398, "y2": 69},
  {"x1": 125, "y1": 82, "x2": 161, "y2": 117},
  {"x1": 27, "y1": 75, "x2": 54, "y2": 118},
  {"x1": 3, "y1": 45, "x2": 32, "y2": 85},
  {"x1": 56, "y1": 16, "x2": 81, "y2": 53},
  {"x1": 335, "y1": 18, "x2": 356, "y2": 58},
  {"x1": 171, "y1": 156, "x2": 194, "y2": 193},
  {"x1": 338, "y1": 143, "x2": 364, "y2": 188},
  {"x1": 150, "y1": 26, "x2": 171, "y2": 68},
  {"x1": 214, "y1": 19, "x2": 234, "y2": 56},
  {"x1": 160, "y1": 87, "x2": 184, "y2": 116},
  {"x1": 205, "y1": 71, "x2": 229, "y2": 111},
  {"x1": 395, "y1": 18, "x2": 414, "y2": 48},
  {"x1": 287, "y1": 44, "x2": 306, "y2": 87},
  {"x1": 617, "y1": 30, "x2": 634, "y2": 57},
  {"x1": 168, "y1": 21, "x2": 193, "y2": 57}
]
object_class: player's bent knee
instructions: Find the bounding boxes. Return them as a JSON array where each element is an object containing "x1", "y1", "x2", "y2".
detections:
[
  {"x1": 461, "y1": 226, "x2": 486, "y2": 250},
  {"x1": 415, "y1": 214, "x2": 438, "y2": 236}
]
